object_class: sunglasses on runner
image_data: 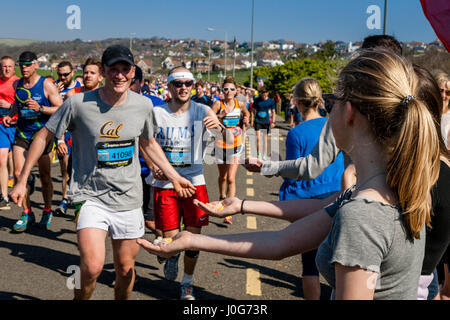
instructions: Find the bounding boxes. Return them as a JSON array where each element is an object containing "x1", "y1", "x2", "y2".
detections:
[
  {"x1": 223, "y1": 87, "x2": 236, "y2": 92},
  {"x1": 172, "y1": 80, "x2": 194, "y2": 88},
  {"x1": 58, "y1": 72, "x2": 71, "y2": 77},
  {"x1": 19, "y1": 62, "x2": 34, "y2": 67}
]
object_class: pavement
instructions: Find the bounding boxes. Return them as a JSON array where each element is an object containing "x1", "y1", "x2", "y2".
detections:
[{"x1": 0, "y1": 117, "x2": 332, "y2": 301}]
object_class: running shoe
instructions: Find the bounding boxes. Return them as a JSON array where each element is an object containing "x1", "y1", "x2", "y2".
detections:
[
  {"x1": 163, "y1": 253, "x2": 180, "y2": 281},
  {"x1": 180, "y1": 283, "x2": 195, "y2": 300},
  {"x1": 13, "y1": 212, "x2": 35, "y2": 233},
  {"x1": 223, "y1": 216, "x2": 233, "y2": 224},
  {"x1": 27, "y1": 173, "x2": 35, "y2": 196},
  {"x1": 8, "y1": 176, "x2": 14, "y2": 188},
  {"x1": 55, "y1": 199, "x2": 68, "y2": 216},
  {"x1": 38, "y1": 211, "x2": 53, "y2": 230},
  {"x1": 0, "y1": 196, "x2": 11, "y2": 211}
]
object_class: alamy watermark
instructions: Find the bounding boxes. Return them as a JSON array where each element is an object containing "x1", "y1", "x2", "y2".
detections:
[
  {"x1": 66, "y1": 265, "x2": 80, "y2": 290},
  {"x1": 366, "y1": 5, "x2": 381, "y2": 30},
  {"x1": 66, "y1": 5, "x2": 81, "y2": 30}
]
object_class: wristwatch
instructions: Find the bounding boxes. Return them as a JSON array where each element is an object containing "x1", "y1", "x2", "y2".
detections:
[{"x1": 39, "y1": 106, "x2": 44, "y2": 113}]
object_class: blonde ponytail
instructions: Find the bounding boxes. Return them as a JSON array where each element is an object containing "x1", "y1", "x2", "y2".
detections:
[
  {"x1": 337, "y1": 49, "x2": 441, "y2": 239},
  {"x1": 387, "y1": 98, "x2": 440, "y2": 238}
]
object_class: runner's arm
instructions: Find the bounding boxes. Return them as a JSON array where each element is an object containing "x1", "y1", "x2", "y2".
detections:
[
  {"x1": 40, "y1": 79, "x2": 63, "y2": 115},
  {"x1": 239, "y1": 101, "x2": 250, "y2": 126},
  {"x1": 139, "y1": 137, "x2": 196, "y2": 197}
]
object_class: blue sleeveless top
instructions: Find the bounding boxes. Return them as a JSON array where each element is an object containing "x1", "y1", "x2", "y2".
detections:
[{"x1": 15, "y1": 77, "x2": 51, "y2": 140}]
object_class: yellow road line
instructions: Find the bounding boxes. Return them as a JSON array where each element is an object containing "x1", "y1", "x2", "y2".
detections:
[
  {"x1": 246, "y1": 178, "x2": 253, "y2": 185},
  {"x1": 246, "y1": 188, "x2": 254, "y2": 197},
  {"x1": 246, "y1": 269, "x2": 262, "y2": 296}
]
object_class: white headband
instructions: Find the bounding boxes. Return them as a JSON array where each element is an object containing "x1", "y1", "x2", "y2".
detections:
[{"x1": 168, "y1": 72, "x2": 194, "y2": 83}]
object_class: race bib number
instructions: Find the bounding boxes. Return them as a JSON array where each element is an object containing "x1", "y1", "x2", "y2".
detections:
[
  {"x1": 163, "y1": 146, "x2": 191, "y2": 168},
  {"x1": 223, "y1": 116, "x2": 240, "y2": 128},
  {"x1": 257, "y1": 111, "x2": 267, "y2": 119},
  {"x1": 20, "y1": 107, "x2": 40, "y2": 120},
  {"x1": 97, "y1": 140, "x2": 135, "y2": 168}
]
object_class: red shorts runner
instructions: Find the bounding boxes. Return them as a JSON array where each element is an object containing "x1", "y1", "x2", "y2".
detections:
[{"x1": 153, "y1": 185, "x2": 209, "y2": 231}]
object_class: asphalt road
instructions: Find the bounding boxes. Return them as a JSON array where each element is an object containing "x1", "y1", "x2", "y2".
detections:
[{"x1": 0, "y1": 118, "x2": 332, "y2": 301}]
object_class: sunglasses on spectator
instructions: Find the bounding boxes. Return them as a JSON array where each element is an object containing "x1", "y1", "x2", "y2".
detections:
[
  {"x1": 441, "y1": 89, "x2": 450, "y2": 96},
  {"x1": 58, "y1": 72, "x2": 72, "y2": 77},
  {"x1": 322, "y1": 93, "x2": 345, "y2": 113},
  {"x1": 172, "y1": 80, "x2": 194, "y2": 88},
  {"x1": 223, "y1": 87, "x2": 236, "y2": 92}
]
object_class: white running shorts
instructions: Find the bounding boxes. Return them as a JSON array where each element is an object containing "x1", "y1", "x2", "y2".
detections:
[{"x1": 76, "y1": 200, "x2": 145, "y2": 240}]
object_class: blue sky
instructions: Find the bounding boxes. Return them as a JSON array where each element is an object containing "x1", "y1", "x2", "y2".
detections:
[{"x1": 0, "y1": 0, "x2": 438, "y2": 43}]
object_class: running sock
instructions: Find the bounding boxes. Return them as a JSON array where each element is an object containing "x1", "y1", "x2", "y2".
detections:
[
  {"x1": 181, "y1": 273, "x2": 193, "y2": 286},
  {"x1": 24, "y1": 208, "x2": 32, "y2": 214},
  {"x1": 43, "y1": 208, "x2": 52, "y2": 213}
]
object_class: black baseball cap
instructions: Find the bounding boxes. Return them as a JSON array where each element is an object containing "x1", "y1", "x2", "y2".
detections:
[
  {"x1": 101, "y1": 45, "x2": 134, "y2": 67},
  {"x1": 19, "y1": 51, "x2": 37, "y2": 64},
  {"x1": 132, "y1": 66, "x2": 143, "y2": 84}
]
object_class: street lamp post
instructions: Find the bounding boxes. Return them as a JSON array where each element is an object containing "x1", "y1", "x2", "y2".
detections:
[
  {"x1": 208, "y1": 41, "x2": 211, "y2": 82},
  {"x1": 130, "y1": 32, "x2": 136, "y2": 52},
  {"x1": 383, "y1": 0, "x2": 388, "y2": 35},
  {"x1": 207, "y1": 27, "x2": 228, "y2": 77},
  {"x1": 250, "y1": 0, "x2": 255, "y2": 89}
]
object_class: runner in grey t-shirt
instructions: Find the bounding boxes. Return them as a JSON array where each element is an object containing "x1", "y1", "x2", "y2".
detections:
[{"x1": 9, "y1": 45, "x2": 196, "y2": 300}]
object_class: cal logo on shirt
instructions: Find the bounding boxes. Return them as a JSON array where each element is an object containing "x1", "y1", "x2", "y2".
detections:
[{"x1": 99, "y1": 121, "x2": 123, "y2": 139}]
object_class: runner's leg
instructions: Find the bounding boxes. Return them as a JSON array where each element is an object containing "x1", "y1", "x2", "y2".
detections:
[
  {"x1": 255, "y1": 129, "x2": 261, "y2": 156},
  {"x1": 183, "y1": 226, "x2": 201, "y2": 275},
  {"x1": 112, "y1": 238, "x2": 140, "y2": 300},
  {"x1": 217, "y1": 163, "x2": 228, "y2": 199},
  {"x1": 226, "y1": 162, "x2": 239, "y2": 198},
  {"x1": 0, "y1": 148, "x2": 9, "y2": 199},
  {"x1": 75, "y1": 228, "x2": 107, "y2": 300},
  {"x1": 59, "y1": 155, "x2": 69, "y2": 202},
  {"x1": 13, "y1": 145, "x2": 30, "y2": 209},
  {"x1": 38, "y1": 152, "x2": 53, "y2": 209}
]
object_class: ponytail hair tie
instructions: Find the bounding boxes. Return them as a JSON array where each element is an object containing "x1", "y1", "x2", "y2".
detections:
[{"x1": 402, "y1": 95, "x2": 416, "y2": 107}]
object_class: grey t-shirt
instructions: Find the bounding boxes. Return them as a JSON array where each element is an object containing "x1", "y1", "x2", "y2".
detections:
[
  {"x1": 45, "y1": 89, "x2": 157, "y2": 210},
  {"x1": 316, "y1": 187, "x2": 425, "y2": 300},
  {"x1": 152, "y1": 101, "x2": 210, "y2": 189}
]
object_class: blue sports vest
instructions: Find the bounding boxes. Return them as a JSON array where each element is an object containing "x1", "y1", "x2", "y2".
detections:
[{"x1": 16, "y1": 77, "x2": 51, "y2": 140}]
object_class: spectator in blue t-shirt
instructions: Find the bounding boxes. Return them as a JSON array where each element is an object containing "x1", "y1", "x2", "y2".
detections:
[
  {"x1": 279, "y1": 78, "x2": 344, "y2": 300},
  {"x1": 251, "y1": 87, "x2": 276, "y2": 160}
]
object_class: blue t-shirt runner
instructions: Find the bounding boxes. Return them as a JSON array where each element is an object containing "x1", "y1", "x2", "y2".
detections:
[{"x1": 253, "y1": 96, "x2": 276, "y2": 125}]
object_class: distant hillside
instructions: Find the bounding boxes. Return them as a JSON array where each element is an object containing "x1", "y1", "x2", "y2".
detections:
[{"x1": 0, "y1": 38, "x2": 40, "y2": 47}]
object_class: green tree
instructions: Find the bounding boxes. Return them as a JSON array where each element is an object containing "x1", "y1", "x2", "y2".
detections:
[
  {"x1": 313, "y1": 40, "x2": 337, "y2": 61},
  {"x1": 252, "y1": 58, "x2": 339, "y2": 96}
]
